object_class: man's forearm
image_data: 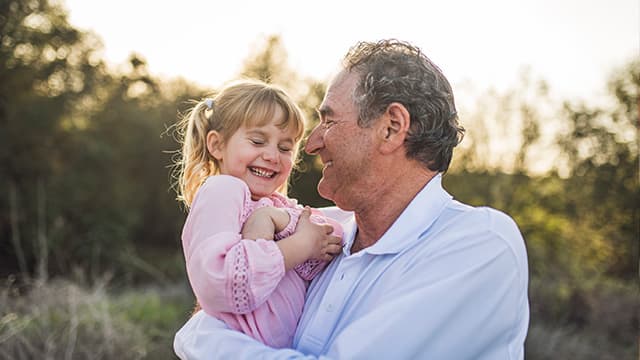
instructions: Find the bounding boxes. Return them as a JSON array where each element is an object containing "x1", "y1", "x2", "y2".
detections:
[{"x1": 174, "y1": 311, "x2": 319, "y2": 360}]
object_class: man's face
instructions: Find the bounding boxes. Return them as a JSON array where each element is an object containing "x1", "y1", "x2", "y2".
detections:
[{"x1": 304, "y1": 71, "x2": 375, "y2": 210}]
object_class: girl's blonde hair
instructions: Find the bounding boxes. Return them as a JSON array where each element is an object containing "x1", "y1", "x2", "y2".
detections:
[{"x1": 175, "y1": 79, "x2": 306, "y2": 207}]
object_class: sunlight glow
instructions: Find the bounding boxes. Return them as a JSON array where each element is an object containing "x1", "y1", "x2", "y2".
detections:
[{"x1": 63, "y1": 0, "x2": 638, "y2": 102}]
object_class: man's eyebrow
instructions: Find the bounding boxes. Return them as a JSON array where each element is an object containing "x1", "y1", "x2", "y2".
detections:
[{"x1": 316, "y1": 106, "x2": 333, "y2": 118}]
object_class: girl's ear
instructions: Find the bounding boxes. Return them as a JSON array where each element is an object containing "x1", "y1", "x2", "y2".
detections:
[{"x1": 206, "y1": 130, "x2": 224, "y2": 160}]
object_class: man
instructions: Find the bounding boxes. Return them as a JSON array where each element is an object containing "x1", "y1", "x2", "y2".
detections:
[{"x1": 174, "y1": 39, "x2": 529, "y2": 359}]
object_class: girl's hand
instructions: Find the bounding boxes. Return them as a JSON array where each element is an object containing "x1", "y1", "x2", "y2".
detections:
[
  {"x1": 241, "y1": 207, "x2": 290, "y2": 240},
  {"x1": 296, "y1": 207, "x2": 343, "y2": 261},
  {"x1": 277, "y1": 207, "x2": 343, "y2": 270}
]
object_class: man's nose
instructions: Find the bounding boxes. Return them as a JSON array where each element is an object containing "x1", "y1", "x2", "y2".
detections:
[{"x1": 304, "y1": 124, "x2": 323, "y2": 155}]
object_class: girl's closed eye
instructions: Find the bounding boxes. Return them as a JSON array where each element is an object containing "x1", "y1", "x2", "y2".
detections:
[
  {"x1": 278, "y1": 137, "x2": 294, "y2": 153},
  {"x1": 249, "y1": 137, "x2": 265, "y2": 146}
]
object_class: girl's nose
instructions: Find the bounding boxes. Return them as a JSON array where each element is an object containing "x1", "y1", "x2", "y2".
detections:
[{"x1": 262, "y1": 145, "x2": 279, "y2": 163}]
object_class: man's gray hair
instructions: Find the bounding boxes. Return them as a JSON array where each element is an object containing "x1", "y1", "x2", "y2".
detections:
[{"x1": 343, "y1": 39, "x2": 465, "y2": 172}]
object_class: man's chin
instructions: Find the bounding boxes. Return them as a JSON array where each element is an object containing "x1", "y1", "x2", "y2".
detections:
[{"x1": 317, "y1": 181, "x2": 335, "y2": 202}]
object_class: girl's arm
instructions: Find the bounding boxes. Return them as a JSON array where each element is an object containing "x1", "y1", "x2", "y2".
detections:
[
  {"x1": 277, "y1": 208, "x2": 342, "y2": 270},
  {"x1": 242, "y1": 207, "x2": 342, "y2": 271},
  {"x1": 241, "y1": 206, "x2": 291, "y2": 241},
  {"x1": 183, "y1": 176, "x2": 341, "y2": 315},
  {"x1": 183, "y1": 176, "x2": 287, "y2": 315}
]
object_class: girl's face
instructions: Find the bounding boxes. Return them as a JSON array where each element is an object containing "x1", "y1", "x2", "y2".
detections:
[{"x1": 208, "y1": 108, "x2": 298, "y2": 200}]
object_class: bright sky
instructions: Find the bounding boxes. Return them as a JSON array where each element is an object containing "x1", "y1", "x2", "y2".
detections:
[{"x1": 64, "y1": 0, "x2": 638, "y2": 102}]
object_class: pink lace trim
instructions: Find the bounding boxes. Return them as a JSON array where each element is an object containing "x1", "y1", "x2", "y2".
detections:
[
  {"x1": 294, "y1": 259, "x2": 325, "y2": 281},
  {"x1": 230, "y1": 245, "x2": 252, "y2": 313},
  {"x1": 270, "y1": 191, "x2": 297, "y2": 208}
]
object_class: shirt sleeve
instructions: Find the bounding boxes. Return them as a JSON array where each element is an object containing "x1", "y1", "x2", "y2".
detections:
[
  {"x1": 174, "y1": 311, "x2": 316, "y2": 360},
  {"x1": 182, "y1": 175, "x2": 285, "y2": 315}
]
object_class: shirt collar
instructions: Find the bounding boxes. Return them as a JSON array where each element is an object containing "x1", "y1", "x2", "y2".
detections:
[{"x1": 342, "y1": 173, "x2": 452, "y2": 256}]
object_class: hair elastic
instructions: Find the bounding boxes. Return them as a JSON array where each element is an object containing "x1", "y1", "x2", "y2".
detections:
[{"x1": 204, "y1": 98, "x2": 214, "y2": 110}]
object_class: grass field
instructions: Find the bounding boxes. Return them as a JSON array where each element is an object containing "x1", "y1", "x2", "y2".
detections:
[{"x1": 1, "y1": 277, "x2": 636, "y2": 359}]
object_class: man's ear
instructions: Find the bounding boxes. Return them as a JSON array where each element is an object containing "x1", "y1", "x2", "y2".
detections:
[
  {"x1": 206, "y1": 130, "x2": 224, "y2": 160},
  {"x1": 379, "y1": 102, "x2": 410, "y2": 153}
]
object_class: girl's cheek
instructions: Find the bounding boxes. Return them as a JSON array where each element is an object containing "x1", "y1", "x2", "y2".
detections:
[
  {"x1": 282, "y1": 162, "x2": 294, "y2": 175},
  {"x1": 282, "y1": 154, "x2": 293, "y2": 165}
]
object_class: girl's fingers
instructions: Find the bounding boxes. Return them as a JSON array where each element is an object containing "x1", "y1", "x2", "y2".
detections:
[
  {"x1": 328, "y1": 235, "x2": 342, "y2": 245},
  {"x1": 299, "y1": 206, "x2": 312, "y2": 220},
  {"x1": 327, "y1": 244, "x2": 342, "y2": 255}
]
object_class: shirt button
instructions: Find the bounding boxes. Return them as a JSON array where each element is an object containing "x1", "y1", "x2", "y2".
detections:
[{"x1": 326, "y1": 303, "x2": 334, "y2": 312}]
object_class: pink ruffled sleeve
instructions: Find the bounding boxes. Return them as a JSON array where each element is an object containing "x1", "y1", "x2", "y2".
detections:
[
  {"x1": 182, "y1": 175, "x2": 285, "y2": 315},
  {"x1": 271, "y1": 206, "x2": 344, "y2": 281},
  {"x1": 273, "y1": 207, "x2": 301, "y2": 241}
]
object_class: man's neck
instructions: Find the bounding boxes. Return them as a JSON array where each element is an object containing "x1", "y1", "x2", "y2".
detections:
[{"x1": 350, "y1": 167, "x2": 437, "y2": 253}]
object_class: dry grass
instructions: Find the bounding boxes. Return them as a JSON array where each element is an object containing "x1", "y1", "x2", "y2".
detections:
[
  {"x1": 1, "y1": 275, "x2": 636, "y2": 359},
  {"x1": 0, "y1": 277, "x2": 192, "y2": 360},
  {"x1": 526, "y1": 322, "x2": 638, "y2": 360},
  {"x1": 526, "y1": 278, "x2": 638, "y2": 360}
]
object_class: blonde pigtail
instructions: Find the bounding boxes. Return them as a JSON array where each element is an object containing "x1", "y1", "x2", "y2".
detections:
[{"x1": 176, "y1": 100, "x2": 217, "y2": 207}]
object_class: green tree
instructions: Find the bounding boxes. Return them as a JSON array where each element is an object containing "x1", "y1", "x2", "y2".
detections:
[
  {"x1": 0, "y1": 0, "x2": 108, "y2": 279},
  {"x1": 555, "y1": 59, "x2": 639, "y2": 279},
  {"x1": 0, "y1": 0, "x2": 205, "y2": 282}
]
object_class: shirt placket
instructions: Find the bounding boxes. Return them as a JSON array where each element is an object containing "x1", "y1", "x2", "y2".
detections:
[{"x1": 297, "y1": 253, "x2": 365, "y2": 353}]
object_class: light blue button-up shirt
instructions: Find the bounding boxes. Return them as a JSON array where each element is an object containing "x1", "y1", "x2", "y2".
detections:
[{"x1": 174, "y1": 174, "x2": 530, "y2": 359}]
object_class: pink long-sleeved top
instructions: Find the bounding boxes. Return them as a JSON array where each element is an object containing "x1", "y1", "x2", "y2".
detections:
[{"x1": 182, "y1": 175, "x2": 343, "y2": 348}]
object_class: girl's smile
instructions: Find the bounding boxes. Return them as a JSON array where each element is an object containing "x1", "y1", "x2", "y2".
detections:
[{"x1": 208, "y1": 108, "x2": 297, "y2": 200}]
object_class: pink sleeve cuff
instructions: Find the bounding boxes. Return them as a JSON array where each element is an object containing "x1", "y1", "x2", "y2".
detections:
[
  {"x1": 274, "y1": 207, "x2": 302, "y2": 240},
  {"x1": 294, "y1": 259, "x2": 328, "y2": 281}
]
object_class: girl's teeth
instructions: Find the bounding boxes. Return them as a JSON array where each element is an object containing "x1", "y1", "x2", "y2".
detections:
[{"x1": 251, "y1": 168, "x2": 274, "y2": 178}]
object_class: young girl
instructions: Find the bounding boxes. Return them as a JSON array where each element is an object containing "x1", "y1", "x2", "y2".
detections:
[{"x1": 175, "y1": 79, "x2": 344, "y2": 348}]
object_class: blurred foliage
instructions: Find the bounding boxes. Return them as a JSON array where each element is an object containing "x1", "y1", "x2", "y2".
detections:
[
  {"x1": 0, "y1": 0, "x2": 637, "y2": 358},
  {"x1": 0, "y1": 0, "x2": 204, "y2": 283}
]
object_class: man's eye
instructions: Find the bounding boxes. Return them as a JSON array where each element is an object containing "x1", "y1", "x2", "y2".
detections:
[{"x1": 322, "y1": 120, "x2": 335, "y2": 129}]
